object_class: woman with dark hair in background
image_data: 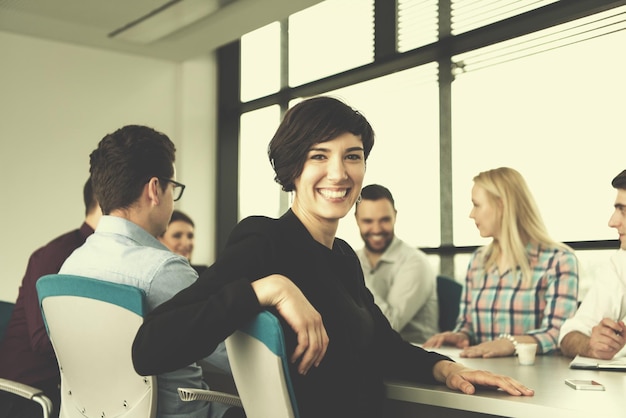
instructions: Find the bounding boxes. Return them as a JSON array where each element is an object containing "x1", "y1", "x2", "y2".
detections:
[{"x1": 159, "y1": 210, "x2": 208, "y2": 275}]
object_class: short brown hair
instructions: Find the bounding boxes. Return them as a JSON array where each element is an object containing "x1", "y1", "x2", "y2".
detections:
[
  {"x1": 89, "y1": 125, "x2": 176, "y2": 215},
  {"x1": 170, "y1": 210, "x2": 194, "y2": 227},
  {"x1": 268, "y1": 96, "x2": 374, "y2": 192},
  {"x1": 611, "y1": 170, "x2": 626, "y2": 190},
  {"x1": 356, "y1": 184, "x2": 396, "y2": 215},
  {"x1": 83, "y1": 177, "x2": 98, "y2": 216}
]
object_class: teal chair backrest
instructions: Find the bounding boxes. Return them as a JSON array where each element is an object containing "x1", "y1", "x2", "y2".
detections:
[
  {"x1": 225, "y1": 310, "x2": 300, "y2": 418},
  {"x1": 36, "y1": 274, "x2": 156, "y2": 418},
  {"x1": 0, "y1": 300, "x2": 15, "y2": 341},
  {"x1": 436, "y1": 275, "x2": 462, "y2": 332}
]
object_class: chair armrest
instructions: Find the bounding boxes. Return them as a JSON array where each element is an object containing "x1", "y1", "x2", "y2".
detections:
[
  {"x1": 0, "y1": 378, "x2": 53, "y2": 418},
  {"x1": 178, "y1": 387, "x2": 243, "y2": 408},
  {"x1": 0, "y1": 378, "x2": 45, "y2": 400}
]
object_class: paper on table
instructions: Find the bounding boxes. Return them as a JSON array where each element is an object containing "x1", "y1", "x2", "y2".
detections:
[{"x1": 569, "y1": 354, "x2": 626, "y2": 370}]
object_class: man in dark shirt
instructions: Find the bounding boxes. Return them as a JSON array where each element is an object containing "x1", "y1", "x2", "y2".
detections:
[{"x1": 0, "y1": 178, "x2": 101, "y2": 418}]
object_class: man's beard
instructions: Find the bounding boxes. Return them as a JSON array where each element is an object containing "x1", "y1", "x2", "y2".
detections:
[{"x1": 363, "y1": 233, "x2": 393, "y2": 254}]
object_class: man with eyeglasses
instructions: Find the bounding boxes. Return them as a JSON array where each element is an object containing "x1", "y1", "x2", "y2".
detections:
[{"x1": 59, "y1": 125, "x2": 243, "y2": 418}]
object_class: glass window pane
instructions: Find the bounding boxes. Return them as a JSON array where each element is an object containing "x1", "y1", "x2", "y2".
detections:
[
  {"x1": 453, "y1": 7, "x2": 626, "y2": 72},
  {"x1": 322, "y1": 64, "x2": 440, "y2": 251},
  {"x1": 289, "y1": 0, "x2": 374, "y2": 86},
  {"x1": 454, "y1": 254, "x2": 472, "y2": 283},
  {"x1": 451, "y1": 0, "x2": 559, "y2": 35},
  {"x1": 397, "y1": 0, "x2": 438, "y2": 52},
  {"x1": 451, "y1": 23, "x2": 626, "y2": 247},
  {"x1": 239, "y1": 105, "x2": 282, "y2": 220},
  {"x1": 241, "y1": 22, "x2": 281, "y2": 102}
]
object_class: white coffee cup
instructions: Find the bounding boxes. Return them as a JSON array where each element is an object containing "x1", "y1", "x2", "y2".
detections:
[{"x1": 516, "y1": 343, "x2": 537, "y2": 365}]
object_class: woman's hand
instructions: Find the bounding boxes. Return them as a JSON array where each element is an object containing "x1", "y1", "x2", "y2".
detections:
[
  {"x1": 423, "y1": 331, "x2": 470, "y2": 349},
  {"x1": 433, "y1": 360, "x2": 534, "y2": 396},
  {"x1": 459, "y1": 339, "x2": 516, "y2": 358},
  {"x1": 252, "y1": 274, "x2": 329, "y2": 375}
]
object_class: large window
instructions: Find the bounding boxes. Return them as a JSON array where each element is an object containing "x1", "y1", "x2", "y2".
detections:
[
  {"x1": 450, "y1": 0, "x2": 559, "y2": 35},
  {"x1": 450, "y1": 7, "x2": 626, "y2": 290},
  {"x1": 240, "y1": 23, "x2": 281, "y2": 102},
  {"x1": 223, "y1": 0, "x2": 625, "y2": 292},
  {"x1": 289, "y1": 0, "x2": 375, "y2": 86},
  {"x1": 452, "y1": 8, "x2": 626, "y2": 245},
  {"x1": 239, "y1": 105, "x2": 282, "y2": 220},
  {"x1": 327, "y1": 64, "x2": 440, "y2": 251}
]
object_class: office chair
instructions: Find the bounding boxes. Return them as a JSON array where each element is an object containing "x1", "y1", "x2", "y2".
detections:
[
  {"x1": 0, "y1": 300, "x2": 54, "y2": 418},
  {"x1": 36, "y1": 274, "x2": 157, "y2": 418},
  {"x1": 436, "y1": 275, "x2": 462, "y2": 332},
  {"x1": 179, "y1": 310, "x2": 299, "y2": 418},
  {"x1": 227, "y1": 310, "x2": 299, "y2": 418},
  {"x1": 0, "y1": 300, "x2": 14, "y2": 340}
]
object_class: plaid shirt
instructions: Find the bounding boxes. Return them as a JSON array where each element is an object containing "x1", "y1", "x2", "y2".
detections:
[{"x1": 454, "y1": 243, "x2": 579, "y2": 353}]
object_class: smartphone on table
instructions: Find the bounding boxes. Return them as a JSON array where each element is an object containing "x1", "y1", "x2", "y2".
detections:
[{"x1": 564, "y1": 379, "x2": 605, "y2": 391}]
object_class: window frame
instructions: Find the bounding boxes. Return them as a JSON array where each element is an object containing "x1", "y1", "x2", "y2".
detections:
[{"x1": 216, "y1": 0, "x2": 624, "y2": 275}]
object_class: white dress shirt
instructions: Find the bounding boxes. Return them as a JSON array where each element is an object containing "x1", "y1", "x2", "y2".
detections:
[
  {"x1": 559, "y1": 249, "x2": 626, "y2": 358},
  {"x1": 357, "y1": 236, "x2": 439, "y2": 343}
]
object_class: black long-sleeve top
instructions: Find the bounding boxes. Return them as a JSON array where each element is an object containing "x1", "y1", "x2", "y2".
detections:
[{"x1": 133, "y1": 210, "x2": 450, "y2": 418}]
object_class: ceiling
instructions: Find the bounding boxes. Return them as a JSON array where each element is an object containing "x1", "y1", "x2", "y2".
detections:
[{"x1": 0, "y1": 0, "x2": 323, "y2": 61}]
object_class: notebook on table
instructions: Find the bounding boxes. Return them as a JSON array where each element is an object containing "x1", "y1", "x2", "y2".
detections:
[{"x1": 569, "y1": 355, "x2": 626, "y2": 370}]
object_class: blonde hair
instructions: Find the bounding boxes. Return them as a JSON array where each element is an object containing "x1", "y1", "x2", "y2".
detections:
[{"x1": 473, "y1": 167, "x2": 562, "y2": 284}]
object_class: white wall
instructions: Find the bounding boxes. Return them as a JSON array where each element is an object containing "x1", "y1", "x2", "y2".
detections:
[
  {"x1": 176, "y1": 57, "x2": 218, "y2": 268},
  {"x1": 0, "y1": 31, "x2": 217, "y2": 302}
]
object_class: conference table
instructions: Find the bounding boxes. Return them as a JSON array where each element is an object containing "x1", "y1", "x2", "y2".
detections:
[{"x1": 383, "y1": 346, "x2": 625, "y2": 418}]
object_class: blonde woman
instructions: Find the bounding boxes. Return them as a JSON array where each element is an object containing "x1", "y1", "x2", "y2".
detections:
[{"x1": 424, "y1": 167, "x2": 579, "y2": 358}]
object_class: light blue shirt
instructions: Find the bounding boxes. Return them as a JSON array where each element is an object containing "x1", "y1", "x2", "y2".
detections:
[{"x1": 60, "y1": 215, "x2": 230, "y2": 418}]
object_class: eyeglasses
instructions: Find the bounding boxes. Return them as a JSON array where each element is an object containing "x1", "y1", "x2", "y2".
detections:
[{"x1": 159, "y1": 178, "x2": 186, "y2": 201}]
